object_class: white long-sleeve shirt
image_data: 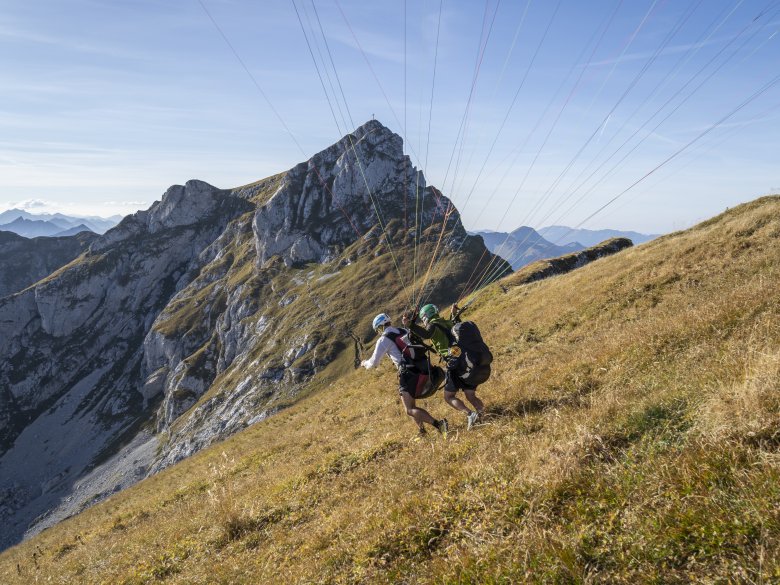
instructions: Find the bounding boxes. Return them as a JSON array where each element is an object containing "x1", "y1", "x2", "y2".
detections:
[{"x1": 361, "y1": 326, "x2": 405, "y2": 369}]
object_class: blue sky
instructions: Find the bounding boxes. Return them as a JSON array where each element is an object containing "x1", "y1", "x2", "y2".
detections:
[{"x1": 1, "y1": 0, "x2": 778, "y2": 233}]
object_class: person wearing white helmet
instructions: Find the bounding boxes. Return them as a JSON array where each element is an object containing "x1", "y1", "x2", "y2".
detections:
[{"x1": 362, "y1": 313, "x2": 448, "y2": 437}]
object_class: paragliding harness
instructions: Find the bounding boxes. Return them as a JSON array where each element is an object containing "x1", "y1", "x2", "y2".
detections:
[
  {"x1": 430, "y1": 303, "x2": 493, "y2": 387},
  {"x1": 448, "y1": 320, "x2": 493, "y2": 386},
  {"x1": 383, "y1": 328, "x2": 445, "y2": 399}
]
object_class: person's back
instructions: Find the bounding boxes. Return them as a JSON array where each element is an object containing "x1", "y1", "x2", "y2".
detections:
[
  {"x1": 361, "y1": 324, "x2": 406, "y2": 370},
  {"x1": 427, "y1": 315, "x2": 455, "y2": 356},
  {"x1": 405, "y1": 304, "x2": 454, "y2": 357}
]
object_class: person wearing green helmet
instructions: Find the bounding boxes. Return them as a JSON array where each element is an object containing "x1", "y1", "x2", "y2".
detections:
[
  {"x1": 405, "y1": 304, "x2": 453, "y2": 356},
  {"x1": 403, "y1": 304, "x2": 484, "y2": 429}
]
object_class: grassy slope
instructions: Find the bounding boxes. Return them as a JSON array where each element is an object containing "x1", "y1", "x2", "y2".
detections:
[{"x1": 2, "y1": 197, "x2": 779, "y2": 584}]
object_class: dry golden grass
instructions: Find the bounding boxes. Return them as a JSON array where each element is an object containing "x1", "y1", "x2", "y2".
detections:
[{"x1": 1, "y1": 196, "x2": 779, "y2": 584}]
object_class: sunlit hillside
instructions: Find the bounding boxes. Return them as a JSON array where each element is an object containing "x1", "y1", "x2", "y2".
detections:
[{"x1": 1, "y1": 196, "x2": 778, "y2": 584}]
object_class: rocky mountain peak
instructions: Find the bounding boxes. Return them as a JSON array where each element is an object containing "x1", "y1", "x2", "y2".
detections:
[
  {"x1": 147, "y1": 179, "x2": 223, "y2": 233},
  {"x1": 253, "y1": 120, "x2": 454, "y2": 267},
  {"x1": 318, "y1": 119, "x2": 403, "y2": 163},
  {"x1": 91, "y1": 180, "x2": 227, "y2": 253}
]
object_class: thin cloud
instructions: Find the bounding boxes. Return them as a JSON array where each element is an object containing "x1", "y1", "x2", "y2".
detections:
[
  {"x1": 684, "y1": 107, "x2": 780, "y2": 134},
  {"x1": 647, "y1": 131, "x2": 686, "y2": 147},
  {"x1": 17, "y1": 199, "x2": 50, "y2": 209},
  {"x1": 0, "y1": 22, "x2": 149, "y2": 61},
  {"x1": 584, "y1": 36, "x2": 728, "y2": 68},
  {"x1": 0, "y1": 140, "x2": 123, "y2": 155},
  {"x1": 586, "y1": 14, "x2": 779, "y2": 69},
  {"x1": 324, "y1": 21, "x2": 406, "y2": 65},
  {"x1": 0, "y1": 199, "x2": 56, "y2": 213}
]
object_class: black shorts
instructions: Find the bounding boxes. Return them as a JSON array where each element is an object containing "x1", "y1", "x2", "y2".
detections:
[
  {"x1": 398, "y1": 369, "x2": 416, "y2": 395},
  {"x1": 444, "y1": 355, "x2": 491, "y2": 392},
  {"x1": 444, "y1": 369, "x2": 478, "y2": 393}
]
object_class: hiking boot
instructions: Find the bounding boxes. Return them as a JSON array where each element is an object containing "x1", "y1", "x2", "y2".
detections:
[
  {"x1": 435, "y1": 418, "x2": 449, "y2": 438},
  {"x1": 467, "y1": 410, "x2": 479, "y2": 430}
]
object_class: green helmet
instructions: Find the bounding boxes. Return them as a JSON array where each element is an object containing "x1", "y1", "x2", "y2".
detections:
[{"x1": 419, "y1": 304, "x2": 439, "y2": 321}]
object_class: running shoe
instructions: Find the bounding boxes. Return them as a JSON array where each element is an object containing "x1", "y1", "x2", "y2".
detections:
[{"x1": 467, "y1": 410, "x2": 479, "y2": 430}]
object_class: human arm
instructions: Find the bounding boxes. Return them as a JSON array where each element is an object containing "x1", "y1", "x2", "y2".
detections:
[
  {"x1": 361, "y1": 336, "x2": 394, "y2": 369},
  {"x1": 407, "y1": 321, "x2": 435, "y2": 340},
  {"x1": 401, "y1": 310, "x2": 435, "y2": 340},
  {"x1": 401, "y1": 312, "x2": 451, "y2": 355}
]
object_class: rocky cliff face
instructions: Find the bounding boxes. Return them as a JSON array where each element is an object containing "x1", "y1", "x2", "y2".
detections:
[
  {"x1": 0, "y1": 179, "x2": 253, "y2": 547},
  {"x1": 0, "y1": 120, "x2": 509, "y2": 550},
  {"x1": 0, "y1": 231, "x2": 97, "y2": 298},
  {"x1": 253, "y1": 123, "x2": 424, "y2": 266}
]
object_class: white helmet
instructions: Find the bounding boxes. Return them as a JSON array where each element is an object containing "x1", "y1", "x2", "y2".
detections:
[{"x1": 372, "y1": 313, "x2": 391, "y2": 331}]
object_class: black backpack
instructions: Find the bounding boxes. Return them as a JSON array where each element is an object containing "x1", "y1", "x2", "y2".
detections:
[
  {"x1": 452, "y1": 321, "x2": 493, "y2": 365},
  {"x1": 383, "y1": 328, "x2": 429, "y2": 370},
  {"x1": 451, "y1": 321, "x2": 493, "y2": 385}
]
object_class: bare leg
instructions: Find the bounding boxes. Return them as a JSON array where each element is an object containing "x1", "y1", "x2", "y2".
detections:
[
  {"x1": 463, "y1": 389, "x2": 484, "y2": 413},
  {"x1": 443, "y1": 390, "x2": 471, "y2": 415},
  {"x1": 400, "y1": 391, "x2": 437, "y2": 429}
]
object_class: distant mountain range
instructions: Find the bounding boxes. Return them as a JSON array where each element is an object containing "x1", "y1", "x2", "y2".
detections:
[
  {"x1": 0, "y1": 209, "x2": 123, "y2": 238},
  {"x1": 473, "y1": 227, "x2": 583, "y2": 270},
  {"x1": 537, "y1": 225, "x2": 660, "y2": 247},
  {"x1": 474, "y1": 225, "x2": 660, "y2": 270}
]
